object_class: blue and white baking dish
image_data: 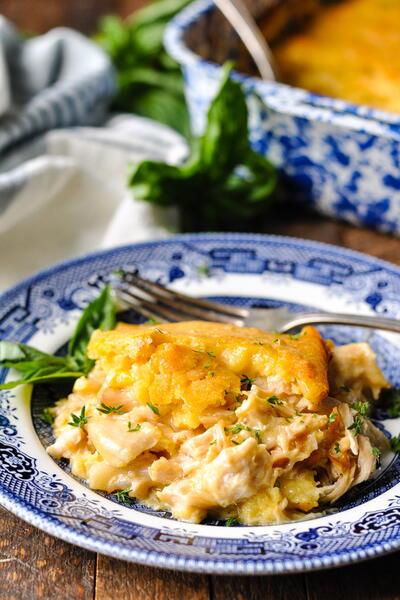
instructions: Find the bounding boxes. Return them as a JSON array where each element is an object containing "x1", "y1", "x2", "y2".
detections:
[{"x1": 164, "y1": 0, "x2": 400, "y2": 234}]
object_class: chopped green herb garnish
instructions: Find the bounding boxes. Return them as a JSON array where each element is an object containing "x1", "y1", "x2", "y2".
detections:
[
  {"x1": 145, "y1": 317, "x2": 160, "y2": 325},
  {"x1": 334, "y1": 442, "x2": 341, "y2": 454},
  {"x1": 240, "y1": 374, "x2": 255, "y2": 390},
  {"x1": 116, "y1": 489, "x2": 133, "y2": 503},
  {"x1": 232, "y1": 440, "x2": 240, "y2": 445},
  {"x1": 288, "y1": 332, "x2": 305, "y2": 340},
  {"x1": 328, "y1": 413, "x2": 337, "y2": 423},
  {"x1": 390, "y1": 435, "x2": 400, "y2": 453},
  {"x1": 267, "y1": 396, "x2": 283, "y2": 406},
  {"x1": 351, "y1": 401, "x2": 370, "y2": 417},
  {"x1": 193, "y1": 349, "x2": 216, "y2": 359},
  {"x1": 341, "y1": 385, "x2": 351, "y2": 392},
  {"x1": 97, "y1": 403, "x2": 127, "y2": 415},
  {"x1": 253, "y1": 342, "x2": 265, "y2": 346},
  {"x1": 127, "y1": 422, "x2": 141, "y2": 433},
  {"x1": 225, "y1": 517, "x2": 239, "y2": 527},
  {"x1": 209, "y1": 440, "x2": 217, "y2": 446},
  {"x1": 254, "y1": 429, "x2": 262, "y2": 444},
  {"x1": 147, "y1": 402, "x2": 160, "y2": 416},
  {"x1": 347, "y1": 416, "x2": 364, "y2": 436},
  {"x1": 372, "y1": 447, "x2": 381, "y2": 457},
  {"x1": 295, "y1": 410, "x2": 302, "y2": 417},
  {"x1": 274, "y1": 480, "x2": 281, "y2": 488},
  {"x1": 224, "y1": 424, "x2": 244, "y2": 435},
  {"x1": 40, "y1": 408, "x2": 54, "y2": 425},
  {"x1": 197, "y1": 264, "x2": 210, "y2": 277},
  {"x1": 209, "y1": 371, "x2": 216, "y2": 377},
  {"x1": 154, "y1": 328, "x2": 166, "y2": 334},
  {"x1": 273, "y1": 338, "x2": 281, "y2": 344},
  {"x1": 68, "y1": 406, "x2": 90, "y2": 429}
]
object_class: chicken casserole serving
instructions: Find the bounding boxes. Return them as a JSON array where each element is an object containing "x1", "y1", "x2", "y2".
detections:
[{"x1": 47, "y1": 320, "x2": 390, "y2": 525}]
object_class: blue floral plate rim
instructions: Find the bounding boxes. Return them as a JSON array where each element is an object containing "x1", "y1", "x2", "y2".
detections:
[{"x1": 0, "y1": 232, "x2": 399, "y2": 575}]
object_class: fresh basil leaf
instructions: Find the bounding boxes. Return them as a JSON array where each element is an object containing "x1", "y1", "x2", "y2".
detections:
[
  {"x1": 129, "y1": 160, "x2": 185, "y2": 205},
  {"x1": 0, "y1": 342, "x2": 66, "y2": 365},
  {"x1": 0, "y1": 372, "x2": 84, "y2": 391},
  {"x1": 200, "y1": 63, "x2": 248, "y2": 178},
  {"x1": 94, "y1": 0, "x2": 191, "y2": 137},
  {"x1": 128, "y1": 21, "x2": 167, "y2": 56},
  {"x1": 130, "y1": 0, "x2": 191, "y2": 28},
  {"x1": 2, "y1": 360, "x2": 67, "y2": 377},
  {"x1": 0, "y1": 286, "x2": 116, "y2": 391},
  {"x1": 68, "y1": 285, "x2": 116, "y2": 370},
  {"x1": 131, "y1": 88, "x2": 190, "y2": 139},
  {"x1": 0, "y1": 343, "x2": 82, "y2": 390},
  {"x1": 93, "y1": 15, "x2": 129, "y2": 58},
  {"x1": 119, "y1": 67, "x2": 184, "y2": 95},
  {"x1": 128, "y1": 63, "x2": 279, "y2": 231}
]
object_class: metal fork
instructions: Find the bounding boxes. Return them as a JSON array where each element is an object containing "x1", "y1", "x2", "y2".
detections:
[
  {"x1": 213, "y1": 0, "x2": 278, "y2": 81},
  {"x1": 112, "y1": 270, "x2": 400, "y2": 334}
]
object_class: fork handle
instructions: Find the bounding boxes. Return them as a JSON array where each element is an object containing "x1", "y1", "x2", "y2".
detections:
[
  {"x1": 280, "y1": 312, "x2": 400, "y2": 334},
  {"x1": 213, "y1": 0, "x2": 278, "y2": 81}
]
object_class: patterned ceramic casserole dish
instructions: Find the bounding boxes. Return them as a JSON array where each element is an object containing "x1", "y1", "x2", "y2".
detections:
[{"x1": 164, "y1": 0, "x2": 400, "y2": 234}]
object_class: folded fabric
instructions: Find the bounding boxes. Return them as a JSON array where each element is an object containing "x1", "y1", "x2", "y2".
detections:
[
  {"x1": 0, "y1": 114, "x2": 188, "y2": 293},
  {"x1": 0, "y1": 17, "x2": 115, "y2": 155}
]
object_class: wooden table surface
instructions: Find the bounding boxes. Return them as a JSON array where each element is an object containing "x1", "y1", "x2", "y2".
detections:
[{"x1": 0, "y1": 1, "x2": 399, "y2": 598}]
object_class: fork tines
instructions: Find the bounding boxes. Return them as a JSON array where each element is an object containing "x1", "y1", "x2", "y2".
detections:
[{"x1": 113, "y1": 270, "x2": 247, "y2": 326}]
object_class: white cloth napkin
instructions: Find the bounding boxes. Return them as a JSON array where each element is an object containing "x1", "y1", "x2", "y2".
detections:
[{"x1": 0, "y1": 114, "x2": 188, "y2": 293}]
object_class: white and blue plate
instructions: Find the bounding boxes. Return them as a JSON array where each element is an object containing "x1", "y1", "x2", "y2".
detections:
[{"x1": 0, "y1": 233, "x2": 399, "y2": 574}]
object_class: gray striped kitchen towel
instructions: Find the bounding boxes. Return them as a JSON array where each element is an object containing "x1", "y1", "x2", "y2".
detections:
[{"x1": 0, "y1": 16, "x2": 115, "y2": 156}]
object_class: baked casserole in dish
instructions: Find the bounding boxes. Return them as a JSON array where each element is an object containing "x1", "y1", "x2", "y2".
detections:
[{"x1": 165, "y1": 0, "x2": 400, "y2": 234}]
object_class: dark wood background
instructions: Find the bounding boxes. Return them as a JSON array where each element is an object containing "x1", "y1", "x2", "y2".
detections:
[{"x1": 0, "y1": 1, "x2": 399, "y2": 598}]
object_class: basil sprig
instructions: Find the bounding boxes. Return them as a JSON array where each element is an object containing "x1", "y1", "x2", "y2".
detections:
[
  {"x1": 94, "y1": 0, "x2": 191, "y2": 137},
  {"x1": 128, "y1": 64, "x2": 279, "y2": 232},
  {"x1": 0, "y1": 285, "x2": 116, "y2": 390}
]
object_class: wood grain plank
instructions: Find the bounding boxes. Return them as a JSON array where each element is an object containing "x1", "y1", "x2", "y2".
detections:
[
  {"x1": 263, "y1": 203, "x2": 343, "y2": 246},
  {"x1": 341, "y1": 225, "x2": 400, "y2": 265},
  {"x1": 211, "y1": 573, "x2": 307, "y2": 600},
  {"x1": 95, "y1": 555, "x2": 210, "y2": 600},
  {"x1": 0, "y1": 0, "x2": 145, "y2": 33},
  {"x1": 305, "y1": 551, "x2": 400, "y2": 600},
  {"x1": 0, "y1": 506, "x2": 95, "y2": 600}
]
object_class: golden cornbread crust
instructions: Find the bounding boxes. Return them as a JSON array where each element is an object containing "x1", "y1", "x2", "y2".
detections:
[{"x1": 88, "y1": 322, "x2": 331, "y2": 411}]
